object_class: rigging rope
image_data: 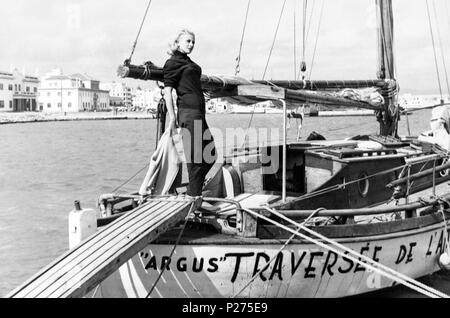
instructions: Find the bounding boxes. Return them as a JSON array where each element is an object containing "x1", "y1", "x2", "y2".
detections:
[
  {"x1": 298, "y1": 0, "x2": 308, "y2": 80},
  {"x1": 240, "y1": 0, "x2": 286, "y2": 150},
  {"x1": 235, "y1": 0, "x2": 252, "y2": 76},
  {"x1": 426, "y1": 0, "x2": 445, "y2": 103},
  {"x1": 262, "y1": 0, "x2": 287, "y2": 80},
  {"x1": 431, "y1": 0, "x2": 450, "y2": 99},
  {"x1": 112, "y1": 165, "x2": 149, "y2": 194},
  {"x1": 128, "y1": 0, "x2": 153, "y2": 62},
  {"x1": 308, "y1": 0, "x2": 325, "y2": 79}
]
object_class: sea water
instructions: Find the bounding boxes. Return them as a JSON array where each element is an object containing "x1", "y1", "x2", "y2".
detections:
[{"x1": 1, "y1": 110, "x2": 448, "y2": 297}]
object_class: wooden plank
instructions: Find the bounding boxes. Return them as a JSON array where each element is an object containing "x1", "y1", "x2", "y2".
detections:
[
  {"x1": 10, "y1": 200, "x2": 169, "y2": 297},
  {"x1": 14, "y1": 200, "x2": 177, "y2": 298},
  {"x1": 37, "y1": 201, "x2": 187, "y2": 298},
  {"x1": 9, "y1": 196, "x2": 201, "y2": 298}
]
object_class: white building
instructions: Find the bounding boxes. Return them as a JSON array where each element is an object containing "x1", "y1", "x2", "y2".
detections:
[
  {"x1": 100, "y1": 82, "x2": 132, "y2": 108},
  {"x1": 131, "y1": 87, "x2": 159, "y2": 111},
  {"x1": 0, "y1": 69, "x2": 39, "y2": 112},
  {"x1": 399, "y1": 93, "x2": 450, "y2": 109},
  {"x1": 38, "y1": 69, "x2": 110, "y2": 113}
]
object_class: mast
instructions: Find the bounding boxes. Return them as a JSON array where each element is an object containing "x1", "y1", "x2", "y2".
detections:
[{"x1": 376, "y1": 0, "x2": 399, "y2": 136}]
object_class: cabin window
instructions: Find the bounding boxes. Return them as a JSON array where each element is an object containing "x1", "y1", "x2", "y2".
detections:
[{"x1": 358, "y1": 172, "x2": 370, "y2": 198}]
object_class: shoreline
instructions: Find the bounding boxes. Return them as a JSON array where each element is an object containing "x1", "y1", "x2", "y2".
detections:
[{"x1": 0, "y1": 112, "x2": 156, "y2": 125}]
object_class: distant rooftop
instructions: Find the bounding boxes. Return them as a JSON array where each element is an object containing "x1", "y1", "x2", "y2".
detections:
[
  {"x1": 0, "y1": 71, "x2": 13, "y2": 77},
  {"x1": 70, "y1": 73, "x2": 96, "y2": 81}
]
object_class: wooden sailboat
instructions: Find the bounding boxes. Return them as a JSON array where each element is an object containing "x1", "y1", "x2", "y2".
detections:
[{"x1": 8, "y1": 0, "x2": 450, "y2": 298}]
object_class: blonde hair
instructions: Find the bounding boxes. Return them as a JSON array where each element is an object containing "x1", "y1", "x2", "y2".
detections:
[{"x1": 168, "y1": 29, "x2": 196, "y2": 55}]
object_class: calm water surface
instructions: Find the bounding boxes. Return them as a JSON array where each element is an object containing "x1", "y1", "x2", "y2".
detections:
[{"x1": 1, "y1": 111, "x2": 448, "y2": 297}]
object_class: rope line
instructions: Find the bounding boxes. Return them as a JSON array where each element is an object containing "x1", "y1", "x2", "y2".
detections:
[
  {"x1": 235, "y1": 0, "x2": 252, "y2": 76},
  {"x1": 290, "y1": 154, "x2": 448, "y2": 203},
  {"x1": 308, "y1": 0, "x2": 325, "y2": 79},
  {"x1": 128, "y1": 0, "x2": 153, "y2": 62},
  {"x1": 231, "y1": 207, "x2": 324, "y2": 298},
  {"x1": 431, "y1": 0, "x2": 450, "y2": 98},
  {"x1": 112, "y1": 165, "x2": 149, "y2": 194},
  {"x1": 247, "y1": 207, "x2": 449, "y2": 298},
  {"x1": 262, "y1": 0, "x2": 287, "y2": 80},
  {"x1": 426, "y1": 0, "x2": 444, "y2": 102},
  {"x1": 146, "y1": 201, "x2": 197, "y2": 298}
]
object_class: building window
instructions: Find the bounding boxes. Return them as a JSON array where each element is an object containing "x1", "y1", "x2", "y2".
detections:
[
  {"x1": 57, "y1": 92, "x2": 61, "y2": 97},
  {"x1": 68, "y1": 102, "x2": 72, "y2": 108},
  {"x1": 68, "y1": 92, "x2": 71, "y2": 96},
  {"x1": 26, "y1": 86, "x2": 30, "y2": 92},
  {"x1": 14, "y1": 84, "x2": 17, "y2": 91},
  {"x1": 0, "y1": 101, "x2": 4, "y2": 108},
  {"x1": 0, "y1": 84, "x2": 3, "y2": 90},
  {"x1": 18, "y1": 85, "x2": 21, "y2": 91},
  {"x1": 47, "y1": 92, "x2": 51, "y2": 97},
  {"x1": 47, "y1": 103, "x2": 51, "y2": 108},
  {"x1": 9, "y1": 101, "x2": 12, "y2": 108},
  {"x1": 34, "y1": 87, "x2": 37, "y2": 93},
  {"x1": 58, "y1": 103, "x2": 62, "y2": 108},
  {"x1": 8, "y1": 84, "x2": 13, "y2": 91}
]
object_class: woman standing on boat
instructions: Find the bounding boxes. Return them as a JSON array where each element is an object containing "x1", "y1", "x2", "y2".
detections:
[{"x1": 163, "y1": 29, "x2": 217, "y2": 198}]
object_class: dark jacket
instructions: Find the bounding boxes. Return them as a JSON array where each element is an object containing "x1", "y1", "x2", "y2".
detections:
[{"x1": 163, "y1": 51, "x2": 205, "y2": 114}]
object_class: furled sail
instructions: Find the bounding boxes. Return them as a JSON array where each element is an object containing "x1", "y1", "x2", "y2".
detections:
[{"x1": 118, "y1": 62, "x2": 394, "y2": 111}]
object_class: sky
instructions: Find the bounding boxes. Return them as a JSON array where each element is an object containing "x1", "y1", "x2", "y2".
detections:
[{"x1": 1, "y1": 0, "x2": 450, "y2": 94}]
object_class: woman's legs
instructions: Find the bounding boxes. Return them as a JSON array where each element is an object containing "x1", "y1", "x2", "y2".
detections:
[{"x1": 179, "y1": 110, "x2": 216, "y2": 196}]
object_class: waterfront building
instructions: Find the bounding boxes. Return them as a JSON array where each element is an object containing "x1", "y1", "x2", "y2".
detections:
[
  {"x1": 399, "y1": 93, "x2": 450, "y2": 109},
  {"x1": 38, "y1": 69, "x2": 110, "y2": 113},
  {"x1": 100, "y1": 82, "x2": 133, "y2": 109},
  {"x1": 131, "y1": 87, "x2": 159, "y2": 111},
  {"x1": 0, "y1": 69, "x2": 39, "y2": 112}
]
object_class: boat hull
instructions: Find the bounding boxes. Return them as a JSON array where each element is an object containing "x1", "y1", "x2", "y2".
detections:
[{"x1": 90, "y1": 222, "x2": 449, "y2": 298}]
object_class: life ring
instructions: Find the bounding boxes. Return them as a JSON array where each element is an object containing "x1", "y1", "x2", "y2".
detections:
[{"x1": 222, "y1": 165, "x2": 242, "y2": 198}]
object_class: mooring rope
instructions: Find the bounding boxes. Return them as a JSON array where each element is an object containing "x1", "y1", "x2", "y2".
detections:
[
  {"x1": 243, "y1": 206, "x2": 449, "y2": 298},
  {"x1": 231, "y1": 207, "x2": 325, "y2": 298}
]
